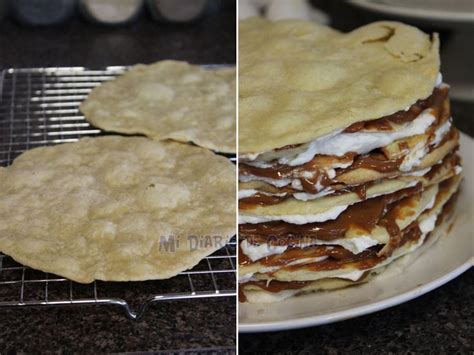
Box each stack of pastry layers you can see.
[238,19,463,303]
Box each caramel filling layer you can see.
[239,189,459,301]
[239,87,451,199]
[239,184,422,246]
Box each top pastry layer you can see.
[239,19,440,154]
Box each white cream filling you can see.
[291,179,303,190]
[294,235,380,255]
[329,161,353,170]
[238,188,336,202]
[400,118,453,172]
[238,256,328,282]
[239,110,436,185]
[238,189,287,199]
[239,273,258,283]
[403,167,431,177]
[432,119,452,146]
[419,213,437,234]
[425,193,437,211]
[239,174,292,187]
[239,204,349,225]
[333,269,366,281]
[293,188,335,201]
[455,165,463,175]
[399,141,428,172]
[240,239,288,261]
[300,171,314,179]
[280,109,436,165]
[242,160,276,169]
[240,167,337,191]
[240,234,380,262]
[238,189,260,199]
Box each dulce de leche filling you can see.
[239,181,371,210]
[239,271,372,302]
[240,177,459,278]
[238,222,421,303]
[239,184,422,246]
[240,149,460,211]
[238,181,437,298]
[239,190,459,301]
[343,86,449,132]
[239,87,450,200]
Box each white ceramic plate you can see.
[349,0,474,23]
[239,132,473,333]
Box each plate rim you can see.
[239,132,473,333]
[239,261,472,333]
[349,0,474,23]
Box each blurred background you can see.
[240,0,474,136]
[0,0,236,67]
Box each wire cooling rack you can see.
[0,67,236,320]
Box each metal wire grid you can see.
[0,67,236,320]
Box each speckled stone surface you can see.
[0,298,236,353]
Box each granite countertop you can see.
[0,298,235,353]
[0,8,236,354]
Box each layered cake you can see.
[238,18,463,303]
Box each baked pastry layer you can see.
[239,19,440,154]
